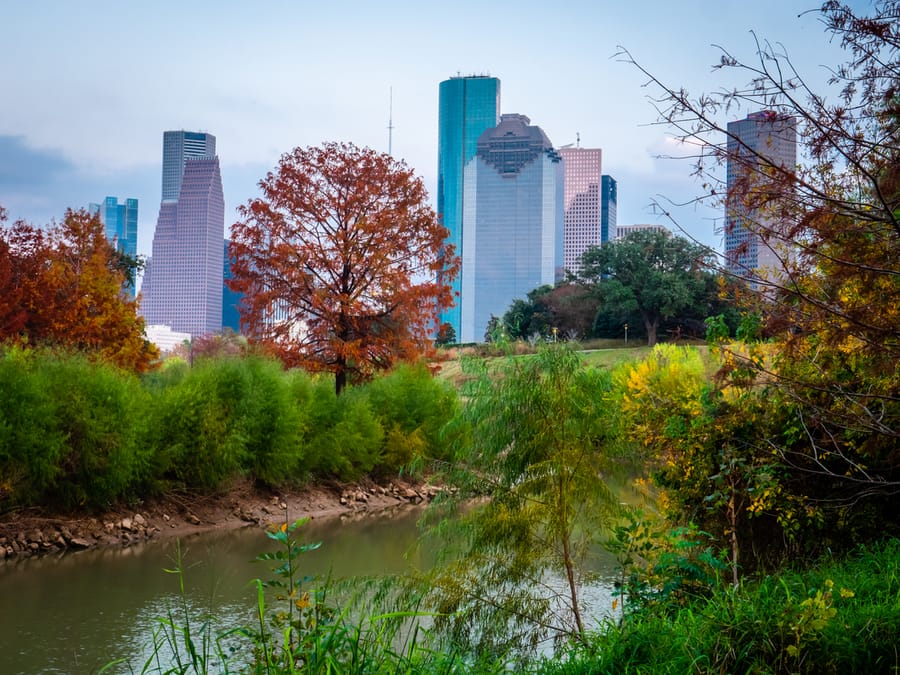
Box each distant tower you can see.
[222,239,243,333]
[601,175,617,246]
[559,146,602,275]
[459,113,564,343]
[437,75,501,339]
[89,196,138,295]
[725,111,797,282]
[141,131,224,337]
[161,130,217,202]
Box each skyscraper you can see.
[141,131,224,337]
[161,130,217,202]
[222,239,243,333]
[601,175,617,246]
[89,196,138,295]
[559,147,602,275]
[437,75,500,338]
[459,113,564,343]
[725,111,797,282]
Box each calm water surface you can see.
[0,505,617,674]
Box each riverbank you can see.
[0,477,442,560]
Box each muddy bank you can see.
[0,478,445,561]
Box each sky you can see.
[1,0,864,259]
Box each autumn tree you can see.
[0,207,157,372]
[229,143,457,394]
[579,229,716,346]
[617,0,900,551]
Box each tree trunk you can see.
[335,361,347,396]
[644,315,659,347]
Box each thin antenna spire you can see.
[387,86,395,155]
[576,132,581,148]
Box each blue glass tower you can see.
[437,75,500,339]
[600,175,617,245]
[222,239,243,333]
[89,196,139,296]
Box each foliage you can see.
[542,539,900,675]
[424,344,624,658]
[0,207,158,372]
[502,283,600,341]
[579,230,717,346]
[0,348,149,510]
[617,0,900,541]
[229,142,459,394]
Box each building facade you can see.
[616,223,670,239]
[559,147,602,275]
[89,196,138,294]
[601,175,617,246]
[725,111,797,281]
[222,239,242,333]
[141,132,224,337]
[459,114,564,343]
[437,75,500,339]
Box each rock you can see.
[162,514,170,522]
[56,536,67,548]
[60,527,73,542]
[279,502,287,510]
[339,497,348,505]
[0,547,5,560]
[403,488,418,500]
[187,514,201,525]
[104,522,115,533]
[121,518,133,532]
[133,513,146,527]
[29,542,39,551]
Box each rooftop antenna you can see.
[576,132,581,148]
[387,86,395,155]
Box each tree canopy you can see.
[228,142,458,394]
[579,230,716,346]
[0,207,157,372]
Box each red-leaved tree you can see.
[0,207,158,372]
[228,142,458,394]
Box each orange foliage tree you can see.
[0,207,158,372]
[228,142,459,394]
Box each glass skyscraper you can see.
[89,196,139,295]
[141,131,224,337]
[459,114,564,343]
[437,75,500,338]
[601,175,617,247]
[725,111,797,282]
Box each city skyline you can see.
[0,1,854,262]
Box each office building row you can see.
[437,75,617,343]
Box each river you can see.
[0,505,618,673]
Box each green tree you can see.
[502,283,599,341]
[425,344,622,656]
[579,230,715,346]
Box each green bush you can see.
[0,348,148,509]
[301,380,384,480]
[364,361,459,470]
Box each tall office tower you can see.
[459,113,564,343]
[437,75,500,338]
[559,147,602,275]
[725,111,797,282]
[89,196,138,295]
[601,175,617,245]
[161,130,217,202]
[141,132,224,337]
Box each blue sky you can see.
[1,1,860,256]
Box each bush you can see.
[0,348,148,509]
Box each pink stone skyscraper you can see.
[559,146,603,275]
